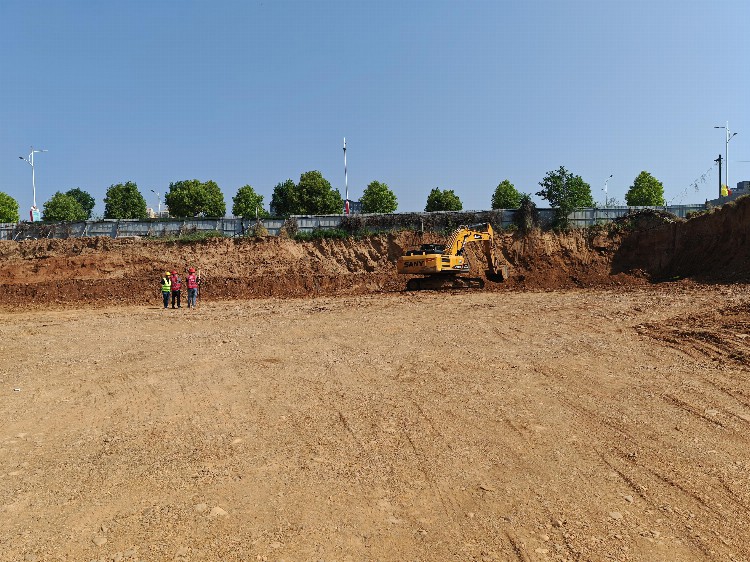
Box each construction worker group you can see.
[160,268,200,309]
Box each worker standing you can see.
[160,271,172,309]
[186,267,200,309]
[170,269,182,309]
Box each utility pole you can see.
[715,154,723,198]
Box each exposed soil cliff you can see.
[1,197,748,308]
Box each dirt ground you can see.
[2,200,750,561]
[3,286,750,562]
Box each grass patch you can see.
[294,228,352,241]
[155,230,226,242]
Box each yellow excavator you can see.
[396,223,509,290]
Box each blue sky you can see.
[1,0,748,216]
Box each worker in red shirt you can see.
[186,267,200,308]
[170,269,182,309]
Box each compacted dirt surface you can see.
[3,200,750,561]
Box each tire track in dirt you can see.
[661,394,727,428]
[595,447,719,559]
[529,352,748,560]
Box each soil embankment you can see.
[0,227,632,308]
[613,198,750,282]
[1,197,749,308]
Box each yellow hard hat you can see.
[165,271,171,276]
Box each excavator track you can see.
[406,276,485,291]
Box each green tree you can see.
[0,192,20,223]
[360,180,398,214]
[65,188,96,219]
[232,184,269,218]
[625,171,665,206]
[270,179,299,216]
[536,166,593,227]
[296,170,343,215]
[514,194,539,233]
[270,172,343,216]
[42,192,88,222]
[165,179,226,217]
[425,188,463,212]
[491,179,522,209]
[104,182,148,219]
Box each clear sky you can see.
[1,0,748,217]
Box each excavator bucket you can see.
[486,264,509,282]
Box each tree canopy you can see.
[104,182,148,219]
[42,192,88,222]
[0,192,20,223]
[491,179,522,209]
[232,184,269,218]
[360,180,398,214]
[425,188,462,212]
[514,194,539,233]
[165,179,226,218]
[625,171,665,206]
[536,166,593,227]
[270,179,298,216]
[65,188,96,219]
[296,171,343,215]
[270,171,342,216]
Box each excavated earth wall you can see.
[0,230,631,309]
[614,198,750,283]
[0,197,748,308]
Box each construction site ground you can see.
[3,200,750,561]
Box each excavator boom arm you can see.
[443,223,505,280]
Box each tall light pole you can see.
[150,189,161,216]
[715,122,738,194]
[343,138,349,215]
[19,146,48,219]
[603,174,613,207]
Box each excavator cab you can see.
[405,243,445,256]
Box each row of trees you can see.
[423,168,665,225]
[0,171,400,222]
[489,168,666,227]
[0,168,667,224]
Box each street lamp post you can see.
[343,138,349,215]
[603,174,613,207]
[715,122,738,195]
[150,189,161,216]
[18,146,48,221]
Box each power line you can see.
[668,162,718,205]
